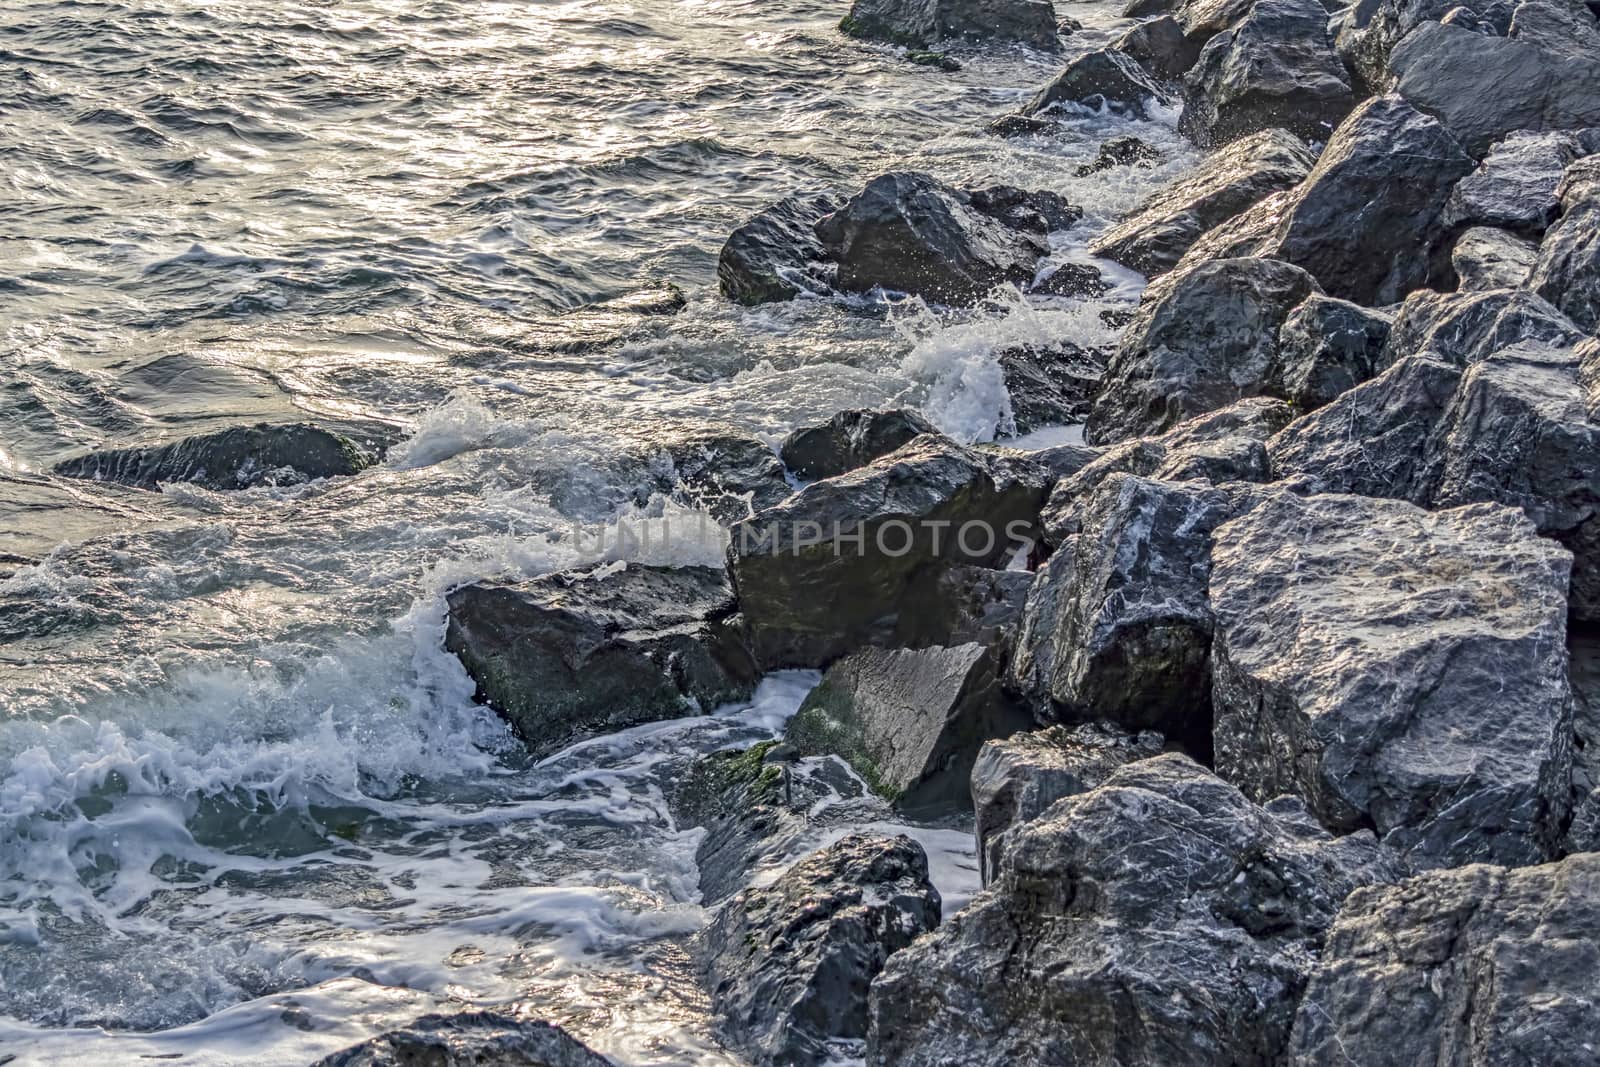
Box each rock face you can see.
[1452,226,1538,290]
[1269,294,1394,410]
[1023,48,1165,119]
[1266,95,1476,306]
[997,340,1105,432]
[54,422,377,490]
[1209,491,1573,868]
[779,408,938,482]
[718,193,840,306]
[1384,286,1583,368]
[1289,853,1600,1066]
[1111,16,1202,79]
[1531,160,1600,333]
[728,435,1044,668]
[868,754,1402,1067]
[842,0,1062,49]
[658,427,793,524]
[444,564,759,754]
[1567,627,1600,852]
[970,722,1163,883]
[785,643,1030,812]
[313,1012,613,1067]
[1442,130,1588,236]
[891,563,1034,652]
[1179,0,1355,148]
[1086,256,1321,443]
[1334,0,1461,94]
[700,833,941,1067]
[1089,127,1315,278]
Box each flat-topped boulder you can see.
[54,422,379,491]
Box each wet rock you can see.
[1565,626,1600,851]
[983,114,1055,137]
[785,643,1030,812]
[657,427,793,524]
[444,564,759,754]
[1452,226,1538,289]
[1442,130,1587,236]
[700,833,940,1067]
[1510,0,1600,60]
[815,173,1052,305]
[1085,256,1321,443]
[967,183,1083,234]
[1531,160,1600,333]
[892,563,1034,651]
[1027,261,1108,297]
[1385,286,1584,366]
[728,435,1045,668]
[1170,187,1292,272]
[869,753,1402,1067]
[1074,135,1163,177]
[1269,294,1394,410]
[313,1011,613,1067]
[1210,490,1574,868]
[54,422,378,491]
[997,340,1105,433]
[1023,48,1165,119]
[1334,0,1459,93]
[779,408,939,482]
[1179,0,1355,148]
[1265,95,1475,306]
[1171,0,1263,44]
[841,0,1062,49]
[970,722,1163,884]
[1090,127,1315,278]
[1289,853,1600,1066]
[1111,16,1203,79]
[718,193,840,306]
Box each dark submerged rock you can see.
[779,408,938,482]
[1023,48,1165,119]
[841,0,1062,49]
[1073,135,1162,176]
[997,340,1105,433]
[891,563,1034,652]
[54,422,378,491]
[312,1012,613,1067]
[717,193,840,306]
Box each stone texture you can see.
[1384,286,1584,368]
[1531,159,1600,333]
[313,1012,613,1067]
[997,340,1105,433]
[842,0,1062,49]
[718,193,840,306]
[1024,48,1166,119]
[1443,130,1587,236]
[1111,16,1203,79]
[1452,226,1538,290]
[779,408,938,482]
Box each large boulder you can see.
[997,340,1105,433]
[1265,95,1476,306]
[1451,226,1538,290]
[1334,0,1461,94]
[1442,129,1590,236]
[779,408,938,481]
[54,422,378,491]
[1111,16,1202,79]
[1209,491,1574,868]
[444,564,759,754]
[1384,285,1585,367]
[1179,0,1355,148]
[1089,128,1315,278]
[313,1012,612,1067]
[1169,187,1292,272]
[868,754,1402,1067]
[700,833,941,1067]
[1289,853,1600,1066]
[841,0,1062,49]
[655,426,793,524]
[728,435,1045,668]
[1268,294,1394,410]
[1085,256,1321,443]
[1531,157,1600,333]
[1023,48,1165,119]
[718,193,840,306]
[785,643,1030,812]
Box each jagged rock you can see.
[968,184,1084,234]
[868,754,1403,1067]
[815,173,1053,305]
[1210,490,1574,868]
[728,435,1044,668]
[1438,2,1513,31]
[444,564,759,754]
[779,408,939,481]
[1531,160,1600,333]
[1269,294,1394,410]
[1265,95,1475,305]
[1335,0,1460,93]
[1111,16,1203,79]
[1510,0,1600,60]
[1289,853,1600,1066]
[657,427,793,523]
[1172,0,1262,45]
[1385,286,1584,366]
[718,193,840,306]
[1076,136,1163,177]
[970,722,1163,883]
[1442,130,1587,236]
[313,1012,612,1067]
[892,564,1034,651]
[1170,187,1291,272]
[1086,257,1321,443]
[997,340,1104,432]
[1090,127,1314,278]
[785,643,1030,812]
[841,0,1062,49]
[54,422,378,491]
[1179,0,1355,147]
[1028,261,1108,297]
[1023,48,1165,119]
[984,114,1055,137]
[700,833,940,1067]
[1452,226,1538,289]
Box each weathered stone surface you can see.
[779,408,938,482]
[656,427,793,524]
[313,1012,612,1067]
[1452,226,1538,290]
[1086,256,1321,443]
[1173,0,1261,44]
[1443,130,1587,236]
[892,563,1034,652]
[1289,853,1600,1066]
[998,340,1105,432]
[1269,294,1394,410]
[1266,95,1476,306]
[1028,260,1108,297]
[1179,0,1355,148]
[1170,187,1291,273]
[54,422,377,491]
[970,722,1163,883]
[1076,135,1163,178]
[1335,0,1460,93]
[842,0,1062,49]
[869,753,1402,1067]
[1024,48,1165,119]
[728,435,1044,668]
[785,643,1030,812]
[700,833,940,1067]
[1531,161,1600,333]
[1210,491,1573,868]
[1090,127,1314,278]
[445,564,759,754]
[1112,16,1203,79]
[1566,627,1600,851]
[718,193,840,306]
[1385,286,1584,367]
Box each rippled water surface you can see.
[1,1,1190,1061]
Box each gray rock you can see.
[1170,187,1293,273]
[1090,127,1315,278]
[1210,490,1574,868]
[1265,95,1476,306]
[1173,0,1263,44]
[970,722,1163,884]
[997,340,1105,433]
[1086,256,1321,443]
[1023,48,1165,119]
[1179,0,1355,148]
[785,643,1030,812]
[869,753,1402,1067]
[1112,16,1203,79]
[1077,135,1163,175]
[701,833,940,1067]
[1334,0,1460,93]
[444,564,759,754]
[1004,542,1075,712]
[1452,226,1539,289]
[1289,852,1600,1066]
[718,193,840,306]
[892,564,1034,652]
[779,408,939,482]
[1566,627,1600,851]
[1442,130,1587,236]
[1385,286,1584,366]
[841,0,1062,49]
[1028,260,1108,297]
[1269,294,1395,410]
[658,427,793,524]
[1531,162,1600,333]
[54,422,378,491]
[1510,0,1600,60]
[313,1012,612,1067]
